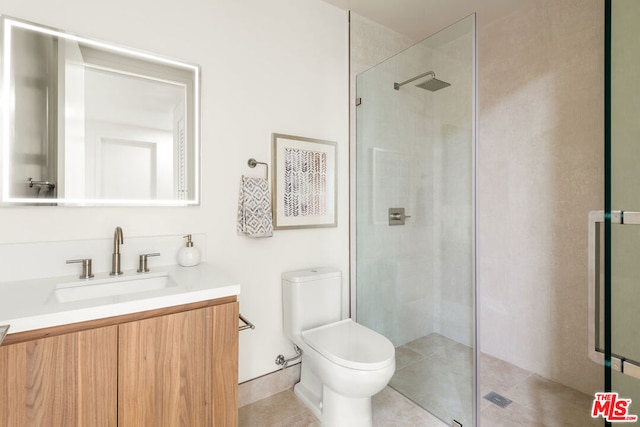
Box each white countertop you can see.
[0,262,240,335]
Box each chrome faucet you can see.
[110,226,124,275]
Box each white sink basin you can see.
[55,272,178,303]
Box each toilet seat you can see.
[301,319,394,371]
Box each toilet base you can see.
[293,357,323,419]
[293,381,322,420]
[321,385,372,427]
[294,382,374,427]
[293,371,375,427]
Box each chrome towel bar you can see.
[239,313,255,331]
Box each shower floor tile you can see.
[392,333,473,425]
[393,333,601,427]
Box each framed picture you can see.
[271,133,337,229]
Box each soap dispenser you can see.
[177,234,201,267]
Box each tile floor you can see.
[239,333,602,426]
[239,386,444,427]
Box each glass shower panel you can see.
[608,0,640,409]
[355,15,475,426]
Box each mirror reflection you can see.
[1,17,200,205]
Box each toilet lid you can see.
[301,319,395,371]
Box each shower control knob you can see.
[388,208,411,226]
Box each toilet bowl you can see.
[282,267,395,427]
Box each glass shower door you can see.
[605,0,640,417]
[355,15,476,426]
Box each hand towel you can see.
[237,176,274,238]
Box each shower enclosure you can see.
[354,15,476,426]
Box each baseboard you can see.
[238,363,301,408]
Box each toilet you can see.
[282,267,395,427]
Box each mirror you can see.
[1,17,200,205]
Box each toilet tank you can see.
[282,267,343,341]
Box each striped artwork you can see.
[283,148,327,217]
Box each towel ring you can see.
[247,158,269,180]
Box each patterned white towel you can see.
[237,176,273,238]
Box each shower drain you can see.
[483,391,513,408]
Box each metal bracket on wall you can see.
[239,313,255,332]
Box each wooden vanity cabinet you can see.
[0,298,239,427]
[118,301,239,426]
[0,325,118,427]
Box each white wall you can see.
[0,0,349,382]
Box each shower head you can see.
[415,77,451,92]
[393,71,451,92]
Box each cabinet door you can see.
[118,302,239,427]
[0,326,118,427]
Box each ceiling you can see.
[322,0,537,40]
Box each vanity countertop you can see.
[0,262,240,335]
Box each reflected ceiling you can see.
[322,0,537,40]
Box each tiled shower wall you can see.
[477,0,603,395]
[355,41,437,346]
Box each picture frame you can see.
[271,133,337,230]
